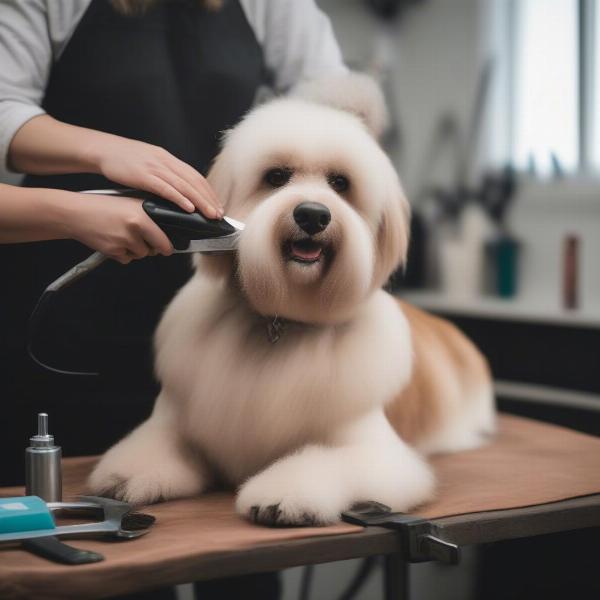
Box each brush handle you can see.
[23,536,104,564]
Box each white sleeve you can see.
[240,0,348,91]
[0,0,88,178]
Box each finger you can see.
[147,175,195,212]
[169,159,223,212]
[158,170,221,219]
[169,156,219,203]
[111,252,133,265]
[126,236,152,260]
[139,217,174,256]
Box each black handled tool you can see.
[142,195,239,250]
[27,189,244,376]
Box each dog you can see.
[89,74,495,526]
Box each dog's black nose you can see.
[293,202,331,235]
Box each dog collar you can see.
[266,315,288,343]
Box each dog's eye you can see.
[264,168,293,188]
[327,174,350,194]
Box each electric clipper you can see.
[28,188,244,376]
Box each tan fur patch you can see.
[385,301,492,446]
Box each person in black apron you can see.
[1,0,259,483]
[0,1,278,598]
[1,0,263,477]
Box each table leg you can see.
[384,553,409,600]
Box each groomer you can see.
[0,0,345,456]
[0,0,345,597]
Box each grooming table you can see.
[1,414,600,600]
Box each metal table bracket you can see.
[342,502,460,565]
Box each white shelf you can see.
[400,291,600,329]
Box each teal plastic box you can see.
[0,496,56,534]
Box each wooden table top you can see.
[1,414,599,600]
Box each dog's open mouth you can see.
[286,238,325,264]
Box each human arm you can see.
[9,115,223,217]
[0,1,222,218]
[0,183,173,264]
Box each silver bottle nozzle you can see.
[30,413,53,446]
[25,412,62,501]
[38,413,48,435]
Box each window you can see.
[513,0,578,174]
[500,0,599,176]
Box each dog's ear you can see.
[373,174,411,288]
[291,72,388,139]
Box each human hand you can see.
[67,194,174,264]
[9,116,223,218]
[93,137,223,218]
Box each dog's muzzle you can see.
[286,202,332,264]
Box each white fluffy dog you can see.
[89,74,495,526]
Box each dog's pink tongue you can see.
[291,242,322,260]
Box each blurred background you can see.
[319,0,600,433]
[274,1,600,599]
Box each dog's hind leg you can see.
[415,384,496,456]
[236,410,435,526]
[88,394,211,505]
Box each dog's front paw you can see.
[88,469,172,506]
[88,444,209,506]
[236,471,345,527]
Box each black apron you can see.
[0,0,263,485]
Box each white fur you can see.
[416,386,496,455]
[89,80,491,525]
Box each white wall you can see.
[319,0,484,198]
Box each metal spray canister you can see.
[25,413,62,501]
